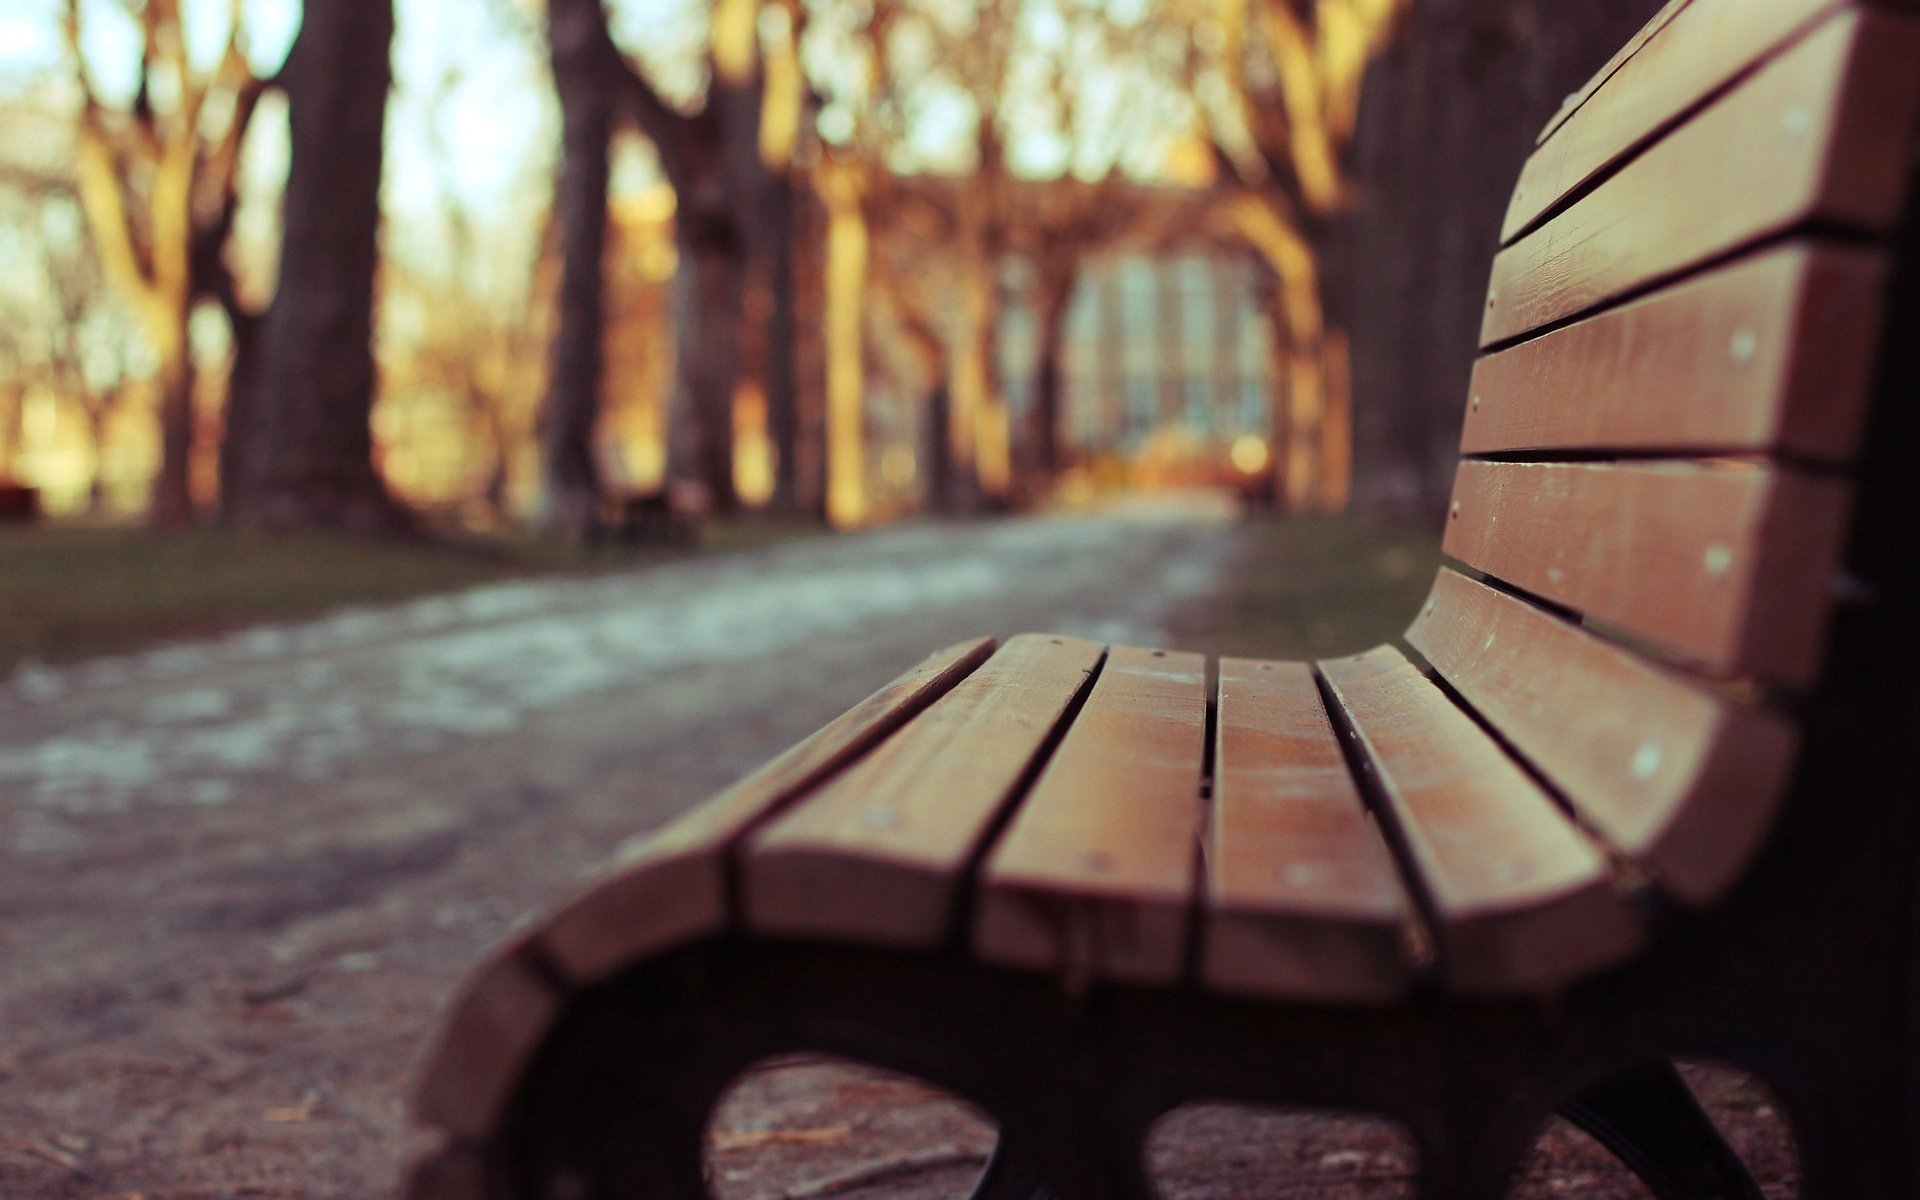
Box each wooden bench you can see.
[407,3,1920,1196]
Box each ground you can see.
[0,498,1793,1199]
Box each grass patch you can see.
[0,518,824,672]
[1169,512,1443,661]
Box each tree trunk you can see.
[790,186,829,517]
[759,175,805,516]
[671,220,743,514]
[217,307,264,519]
[1341,0,1667,516]
[538,0,617,541]
[820,173,868,528]
[1025,271,1075,487]
[0,382,24,483]
[233,0,405,533]
[954,257,1010,506]
[925,379,953,514]
[85,404,112,514]
[148,309,196,527]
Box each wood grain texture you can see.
[1484,10,1920,348]
[1201,658,1413,1004]
[535,637,997,982]
[1318,647,1641,995]
[1511,0,1850,240]
[1444,460,1852,687]
[1532,0,1696,149]
[744,634,1104,947]
[1463,244,1886,462]
[1407,569,1797,903]
[973,645,1208,985]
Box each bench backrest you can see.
[1405,0,1920,906]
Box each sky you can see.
[0,0,561,225]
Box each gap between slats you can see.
[943,646,1113,952]
[1508,0,1855,246]
[1309,666,1444,989]
[1483,223,1885,359]
[1395,640,1656,900]
[1182,675,1223,987]
[1485,7,1920,350]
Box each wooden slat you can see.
[1201,659,1413,1004]
[1318,647,1641,995]
[973,646,1208,985]
[1406,570,1797,903]
[1464,245,1885,462]
[1484,9,1920,348]
[535,636,997,983]
[1533,0,1695,148]
[744,634,1104,947]
[1444,460,1851,686]
[412,951,561,1140]
[1512,0,1850,240]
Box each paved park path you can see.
[0,498,1245,1200]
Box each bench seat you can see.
[412,609,1787,1145]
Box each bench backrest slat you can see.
[1463,245,1884,463]
[1406,570,1794,903]
[1417,0,1920,909]
[1513,0,1873,241]
[1443,460,1851,686]
[1485,9,1920,348]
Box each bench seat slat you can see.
[534,636,998,981]
[973,646,1208,985]
[1464,245,1884,462]
[1483,9,1920,348]
[1444,460,1850,687]
[1318,647,1642,995]
[414,636,996,1139]
[1202,659,1413,1004]
[743,634,1104,947]
[1511,0,1855,242]
[1407,570,1796,903]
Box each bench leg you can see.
[973,1139,1055,1200]
[1559,1062,1762,1200]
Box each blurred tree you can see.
[1339,0,1666,514]
[39,202,139,512]
[846,0,1227,509]
[59,0,271,525]
[1010,178,1137,488]
[1190,0,1408,512]
[541,0,621,538]
[371,67,559,523]
[539,0,809,533]
[227,0,409,532]
[1001,2,1156,490]
[0,184,142,509]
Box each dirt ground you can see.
[0,500,1796,1199]
[702,1058,1796,1200]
